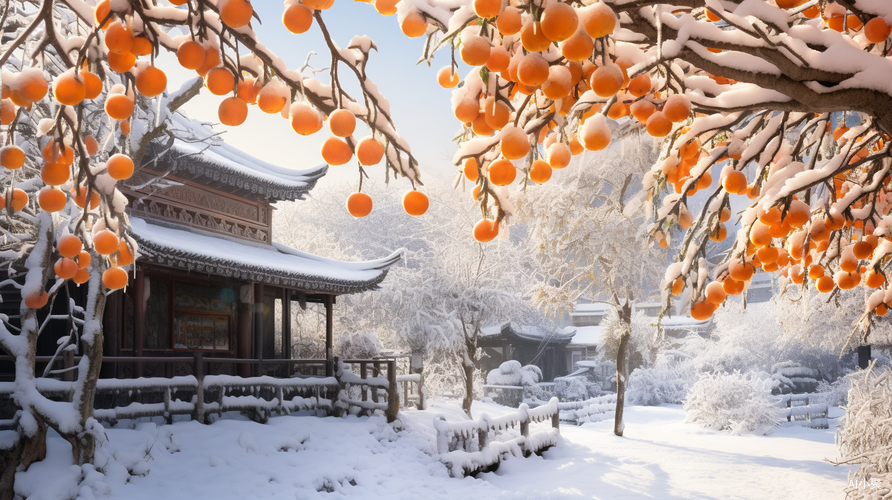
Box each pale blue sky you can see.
[164,2,464,191]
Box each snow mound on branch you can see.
[486,361,542,387]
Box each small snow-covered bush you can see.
[816,377,850,408]
[837,365,892,499]
[627,364,690,406]
[485,360,542,386]
[554,376,589,401]
[337,331,383,359]
[684,371,783,435]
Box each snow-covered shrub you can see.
[837,365,892,499]
[585,380,602,398]
[553,376,589,401]
[485,360,542,386]
[815,378,850,408]
[627,363,690,406]
[684,371,783,435]
[337,331,383,359]
[522,383,551,403]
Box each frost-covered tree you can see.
[276,181,537,415]
[0,70,201,497]
[518,141,664,436]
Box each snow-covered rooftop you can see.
[567,325,600,347]
[129,218,401,295]
[145,113,328,202]
[480,322,575,344]
[658,315,712,331]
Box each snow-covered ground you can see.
[17,400,852,500]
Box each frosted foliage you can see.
[816,378,851,408]
[274,181,537,398]
[626,296,854,407]
[776,286,892,352]
[837,365,892,500]
[520,141,665,313]
[684,371,783,436]
[627,364,691,406]
[336,331,383,359]
[711,298,848,378]
[599,309,659,368]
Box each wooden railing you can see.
[553,394,617,425]
[0,355,399,427]
[0,354,330,380]
[337,358,399,422]
[775,394,829,429]
[433,397,560,477]
[396,374,422,409]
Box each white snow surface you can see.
[15,399,852,499]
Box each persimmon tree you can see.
[0,0,427,494]
[394,0,892,344]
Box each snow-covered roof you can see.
[571,303,611,313]
[480,322,575,344]
[658,315,712,331]
[480,324,506,336]
[145,113,328,202]
[129,218,401,295]
[568,325,600,347]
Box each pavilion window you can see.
[172,282,236,352]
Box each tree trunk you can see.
[462,357,475,417]
[460,321,481,417]
[0,418,46,500]
[613,301,632,437]
[68,267,106,465]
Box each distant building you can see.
[478,322,575,381]
[564,301,711,370]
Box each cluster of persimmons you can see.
[393,0,892,320]
[1,0,433,308]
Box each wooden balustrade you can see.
[0,355,403,428]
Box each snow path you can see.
[16,401,852,499]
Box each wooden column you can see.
[325,294,334,377]
[254,283,264,377]
[282,288,291,361]
[133,268,146,378]
[237,284,252,377]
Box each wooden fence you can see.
[775,393,829,429]
[434,397,560,477]
[555,394,617,425]
[0,356,400,429]
[396,374,422,409]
